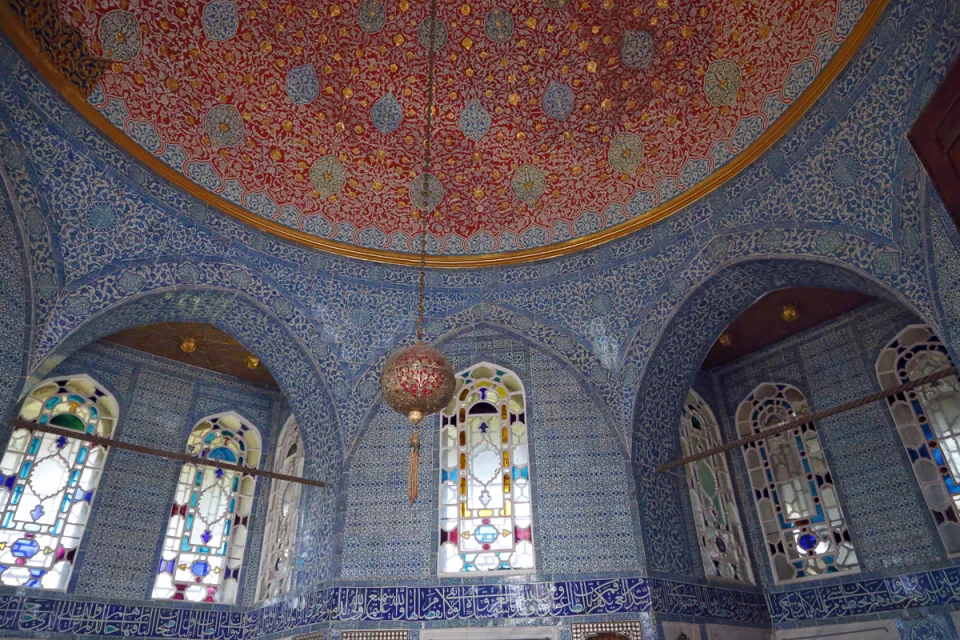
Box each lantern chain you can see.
[416,0,440,343]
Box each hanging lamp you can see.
[379,0,456,505]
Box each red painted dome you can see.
[62,0,866,259]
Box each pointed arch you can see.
[438,361,535,575]
[680,389,753,583]
[1,374,117,589]
[877,324,960,555]
[152,411,261,604]
[736,382,858,583]
[256,415,304,600]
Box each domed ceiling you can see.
[33,0,870,262]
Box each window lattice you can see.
[736,383,857,583]
[438,362,535,575]
[878,324,960,555]
[257,416,304,600]
[153,412,261,604]
[2,376,117,590]
[680,390,754,583]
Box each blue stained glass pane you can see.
[198,546,210,553]
[919,446,932,459]
[933,448,946,466]
[4,475,14,490]
[11,538,39,558]
[11,485,23,505]
[60,495,71,513]
[229,498,235,513]
[190,561,210,577]
[797,533,818,551]
[219,542,228,555]
[67,394,85,404]
[795,435,804,451]
[232,477,239,491]
[765,469,773,483]
[52,519,63,535]
[221,431,235,439]
[89,407,98,419]
[73,488,83,501]
[225,520,231,535]
[190,492,198,508]
[945,475,960,494]
[28,438,40,455]
[204,433,217,444]
[195,471,203,486]
[922,423,935,441]
[181,537,191,551]
[39,415,48,425]
[2,513,12,528]
[76,447,88,465]
[185,514,193,531]
[239,441,245,450]
[209,447,237,463]
[760,448,768,461]
[84,491,93,503]
[68,470,80,487]
[19,462,32,479]
[802,458,811,474]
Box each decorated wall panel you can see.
[341,327,640,581]
[712,302,943,591]
[23,340,285,605]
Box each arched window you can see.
[878,324,960,555]
[256,416,303,600]
[680,391,753,583]
[438,362,534,575]
[0,375,117,590]
[736,383,858,583]
[152,412,261,604]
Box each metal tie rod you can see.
[655,366,958,473]
[12,419,329,488]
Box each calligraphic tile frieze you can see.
[768,566,960,623]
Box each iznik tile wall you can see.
[2,340,287,606]
[708,301,959,630]
[340,327,641,581]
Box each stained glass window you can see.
[152,412,261,604]
[256,416,303,600]
[736,383,858,583]
[1,376,117,590]
[438,363,535,575]
[680,391,754,583]
[878,324,960,555]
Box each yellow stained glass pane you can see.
[502,451,509,467]
[460,477,467,495]
[504,473,511,492]
[504,500,512,516]
[478,509,493,517]
[459,453,466,470]
[501,427,508,444]
[459,431,466,447]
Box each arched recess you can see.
[630,257,935,579]
[0,154,34,428]
[337,321,642,581]
[25,286,342,588]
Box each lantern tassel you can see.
[408,429,421,505]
